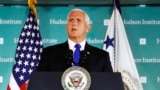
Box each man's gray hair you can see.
[67,8,91,24]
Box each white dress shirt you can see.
[68,39,86,52]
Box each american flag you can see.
[7,9,43,90]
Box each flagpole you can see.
[112,0,117,72]
[28,0,38,18]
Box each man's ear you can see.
[86,24,91,33]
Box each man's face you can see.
[67,11,90,41]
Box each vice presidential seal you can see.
[61,66,91,90]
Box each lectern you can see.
[27,72,124,90]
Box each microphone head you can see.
[80,50,88,60]
[79,50,88,67]
[66,50,73,66]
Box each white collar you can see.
[68,39,86,51]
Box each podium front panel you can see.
[28,72,124,90]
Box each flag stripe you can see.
[8,74,20,90]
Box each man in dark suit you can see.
[37,8,113,72]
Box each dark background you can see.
[0,0,160,5]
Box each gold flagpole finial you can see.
[28,0,38,18]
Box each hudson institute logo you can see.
[61,66,91,90]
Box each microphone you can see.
[79,50,89,67]
[66,50,90,68]
[66,50,73,67]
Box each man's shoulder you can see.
[44,42,67,50]
[87,44,109,55]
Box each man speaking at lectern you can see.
[37,8,113,72]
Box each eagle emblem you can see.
[69,73,83,88]
[61,66,91,90]
[68,73,83,89]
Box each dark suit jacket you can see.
[37,41,113,72]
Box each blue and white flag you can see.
[103,7,143,90]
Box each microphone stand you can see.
[79,50,88,68]
[66,50,73,67]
